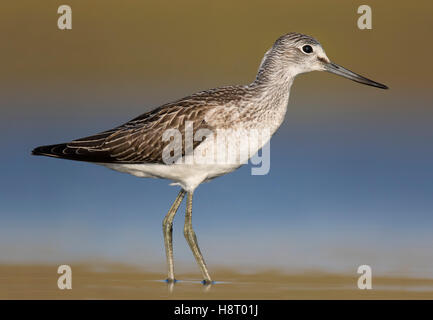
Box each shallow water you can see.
[1,264,433,299]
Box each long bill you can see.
[325,62,388,89]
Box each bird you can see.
[32,32,388,285]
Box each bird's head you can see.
[257,32,388,89]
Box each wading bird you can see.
[32,33,387,285]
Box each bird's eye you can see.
[302,45,313,54]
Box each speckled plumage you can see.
[32,33,320,167]
[32,82,285,165]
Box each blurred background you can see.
[0,0,432,288]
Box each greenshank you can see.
[32,32,387,285]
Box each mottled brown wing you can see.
[32,85,250,163]
[33,102,216,164]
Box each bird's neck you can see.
[241,51,299,133]
[250,50,299,111]
[252,48,298,90]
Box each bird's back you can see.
[32,85,252,164]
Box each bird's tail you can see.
[31,143,69,159]
[32,142,115,163]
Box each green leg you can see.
[162,189,186,282]
[183,191,212,284]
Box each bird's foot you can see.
[165,278,178,284]
[201,279,214,286]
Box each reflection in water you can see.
[167,280,175,294]
[203,283,212,293]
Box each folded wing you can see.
[32,101,216,164]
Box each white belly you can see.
[102,162,241,192]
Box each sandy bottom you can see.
[1,264,433,299]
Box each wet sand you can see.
[1,264,433,299]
